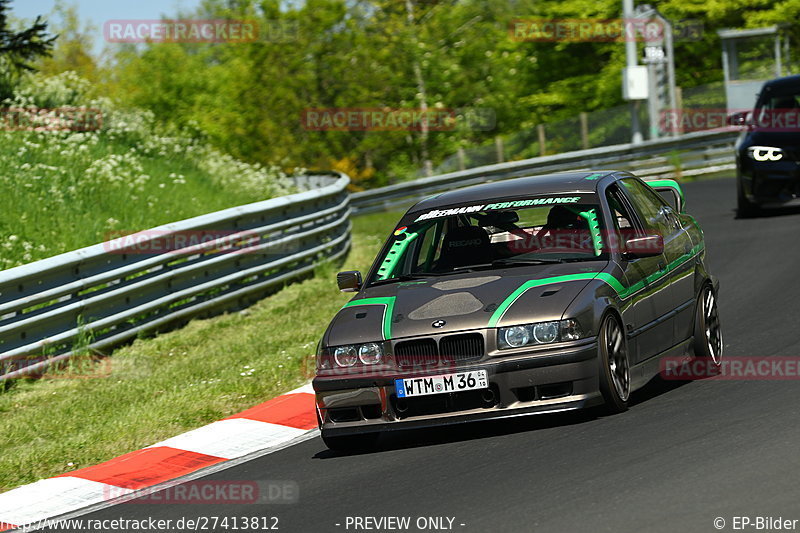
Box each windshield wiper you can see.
[443,259,563,273]
[437,258,567,274]
[492,258,565,266]
[369,272,446,286]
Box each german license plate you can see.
[395,370,488,398]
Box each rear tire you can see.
[693,285,723,366]
[597,314,630,414]
[321,432,379,452]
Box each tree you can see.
[105,0,800,186]
[0,0,57,100]
[38,1,98,83]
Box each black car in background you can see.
[733,75,800,216]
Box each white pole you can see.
[624,0,643,144]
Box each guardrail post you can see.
[537,124,546,156]
[457,147,466,171]
[580,112,589,150]
[495,137,505,163]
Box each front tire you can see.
[598,314,630,413]
[693,285,723,366]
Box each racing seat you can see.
[531,206,591,254]
[535,206,587,236]
[436,225,492,271]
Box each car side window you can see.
[412,221,444,272]
[619,178,671,236]
[605,186,635,231]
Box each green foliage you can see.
[37,1,99,83]
[99,0,797,186]
[0,0,57,99]
[0,71,294,270]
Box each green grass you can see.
[0,127,293,270]
[0,210,402,492]
[0,71,293,270]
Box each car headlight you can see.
[358,343,383,365]
[316,340,331,370]
[532,322,559,343]
[747,146,783,162]
[323,342,385,368]
[333,346,358,367]
[497,319,585,350]
[560,319,583,341]
[501,326,530,348]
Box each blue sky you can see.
[12,0,204,23]
[12,0,205,53]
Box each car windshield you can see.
[755,87,800,130]
[759,88,800,111]
[369,201,608,284]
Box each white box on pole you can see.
[623,66,649,100]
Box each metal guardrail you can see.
[0,172,351,380]
[351,129,739,214]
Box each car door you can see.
[619,178,696,348]
[609,181,674,363]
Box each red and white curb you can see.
[0,384,317,531]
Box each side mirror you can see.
[728,111,748,127]
[623,235,664,259]
[337,270,362,292]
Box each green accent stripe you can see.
[488,243,704,328]
[646,179,685,206]
[610,242,703,299]
[342,297,396,340]
[488,273,600,328]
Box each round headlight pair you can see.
[499,320,565,349]
[333,343,382,367]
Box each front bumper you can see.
[313,338,601,436]
[739,158,800,207]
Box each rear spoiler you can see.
[644,178,685,213]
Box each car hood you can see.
[326,262,607,345]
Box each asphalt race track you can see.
[57,176,800,533]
